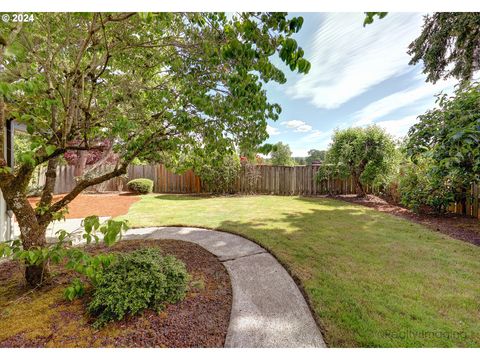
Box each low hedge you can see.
[127,178,154,194]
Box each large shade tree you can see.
[365,12,480,83]
[408,13,480,84]
[0,12,310,286]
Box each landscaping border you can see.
[122,226,326,348]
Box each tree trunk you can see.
[354,176,366,197]
[74,150,88,177]
[21,221,49,287]
[3,189,50,287]
[460,187,468,216]
[25,264,46,286]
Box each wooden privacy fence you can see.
[447,183,480,219]
[33,164,362,196]
[32,164,202,195]
[128,165,201,193]
[235,165,372,195]
[32,164,480,218]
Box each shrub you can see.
[127,178,154,194]
[195,153,240,194]
[398,159,454,214]
[87,248,189,328]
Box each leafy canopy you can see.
[408,13,480,84]
[269,141,294,166]
[306,149,326,164]
[0,12,310,225]
[0,12,310,176]
[324,126,397,190]
[406,82,480,192]
[364,12,480,84]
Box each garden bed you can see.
[0,239,232,348]
[335,194,480,246]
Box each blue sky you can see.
[264,13,457,156]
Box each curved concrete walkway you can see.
[123,226,325,348]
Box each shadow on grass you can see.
[153,194,212,201]
[206,198,477,347]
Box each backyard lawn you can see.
[118,194,480,347]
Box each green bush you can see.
[87,248,189,328]
[195,153,240,194]
[398,159,454,214]
[127,178,154,194]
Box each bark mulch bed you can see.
[0,239,232,347]
[27,192,140,219]
[334,194,480,246]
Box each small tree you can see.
[64,139,117,177]
[324,126,397,197]
[270,141,294,166]
[406,82,480,215]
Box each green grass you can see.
[118,194,480,347]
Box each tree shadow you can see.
[153,194,212,201]
[211,197,477,347]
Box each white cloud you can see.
[287,13,424,109]
[376,115,419,139]
[282,120,313,132]
[290,148,310,157]
[266,124,281,136]
[352,77,456,126]
[300,129,328,142]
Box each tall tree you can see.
[364,12,480,83]
[306,149,326,165]
[408,13,480,84]
[270,141,294,166]
[324,126,396,197]
[406,82,480,215]
[0,12,310,286]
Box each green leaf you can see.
[45,145,56,156]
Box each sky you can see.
[264,13,457,157]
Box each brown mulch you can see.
[27,192,140,219]
[0,239,232,348]
[334,194,480,246]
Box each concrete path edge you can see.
[123,226,326,348]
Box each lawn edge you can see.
[121,223,331,347]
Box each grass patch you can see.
[119,194,480,347]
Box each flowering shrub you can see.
[63,139,118,166]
